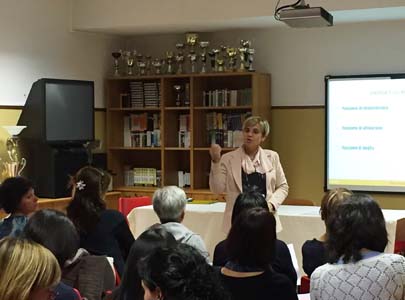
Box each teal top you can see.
[0,215,28,239]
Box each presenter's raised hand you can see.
[209,144,222,163]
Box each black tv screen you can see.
[326,73,405,193]
[45,80,94,143]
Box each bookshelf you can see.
[106,72,271,200]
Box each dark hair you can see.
[138,243,229,300]
[112,225,177,300]
[23,209,79,267]
[231,191,269,224]
[67,166,107,233]
[326,194,388,263]
[0,176,33,214]
[226,207,276,268]
[320,188,352,222]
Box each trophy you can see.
[238,40,252,71]
[145,55,152,75]
[208,49,220,72]
[2,126,27,178]
[226,47,238,72]
[188,51,198,73]
[199,41,210,73]
[166,51,175,74]
[175,43,185,74]
[136,54,144,76]
[216,58,225,72]
[185,32,199,53]
[111,51,121,76]
[247,48,255,72]
[152,58,164,75]
[220,45,228,72]
[173,85,183,106]
[123,50,135,76]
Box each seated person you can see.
[23,209,115,300]
[138,243,229,300]
[107,225,177,300]
[219,207,298,300]
[311,194,405,300]
[67,166,134,276]
[0,176,38,239]
[152,186,209,259]
[0,237,61,300]
[213,191,297,286]
[301,188,352,277]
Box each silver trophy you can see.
[152,58,164,75]
[111,51,121,76]
[136,54,144,76]
[238,40,252,71]
[188,51,198,73]
[209,49,220,72]
[247,48,255,72]
[175,43,185,74]
[173,85,183,106]
[123,50,135,76]
[145,55,152,75]
[166,51,175,74]
[220,45,228,72]
[199,41,210,73]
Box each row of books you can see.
[207,130,244,148]
[179,114,190,132]
[124,130,161,147]
[203,88,252,107]
[124,168,162,187]
[126,113,160,132]
[178,131,191,148]
[124,81,161,108]
[178,171,191,188]
[206,112,251,131]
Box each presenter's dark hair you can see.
[67,166,107,233]
[0,176,33,214]
[226,207,276,268]
[231,191,269,224]
[326,194,388,263]
[23,209,79,267]
[138,243,229,300]
[112,225,177,300]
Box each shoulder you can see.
[302,239,325,252]
[101,209,126,220]
[262,148,280,160]
[374,253,405,272]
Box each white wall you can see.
[0,0,124,108]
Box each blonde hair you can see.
[0,237,61,300]
[320,188,353,222]
[242,116,270,138]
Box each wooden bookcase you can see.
[106,72,271,200]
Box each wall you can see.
[0,0,124,108]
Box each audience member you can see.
[220,207,297,300]
[301,188,352,276]
[67,166,134,276]
[23,209,115,300]
[0,176,38,239]
[213,191,297,286]
[152,186,209,259]
[311,194,405,300]
[108,225,177,300]
[0,237,60,300]
[138,243,229,300]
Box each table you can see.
[127,203,404,276]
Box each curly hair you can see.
[326,194,388,263]
[66,166,107,233]
[138,243,229,300]
[0,176,33,214]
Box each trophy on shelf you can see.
[226,47,238,72]
[188,51,198,73]
[185,32,199,53]
[1,126,27,179]
[136,54,144,76]
[199,41,210,73]
[152,58,164,75]
[145,55,153,75]
[175,43,185,74]
[123,50,136,76]
[166,51,175,74]
[247,48,255,72]
[111,51,121,76]
[238,40,252,71]
[173,85,183,106]
[220,45,228,72]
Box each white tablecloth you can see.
[127,203,404,276]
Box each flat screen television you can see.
[18,78,95,145]
[325,73,405,193]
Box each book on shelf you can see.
[178,131,190,148]
[129,80,161,108]
[203,88,252,107]
[178,170,190,188]
[124,113,161,147]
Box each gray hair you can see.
[153,186,187,222]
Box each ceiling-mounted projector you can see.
[275,0,333,28]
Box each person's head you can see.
[242,116,270,150]
[0,176,37,215]
[320,188,352,223]
[226,207,276,269]
[231,191,269,224]
[326,194,388,264]
[67,166,107,233]
[23,209,79,267]
[0,237,61,300]
[152,186,187,223]
[116,225,177,300]
[139,243,229,300]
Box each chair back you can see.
[284,198,315,206]
[300,275,310,293]
[118,196,152,216]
